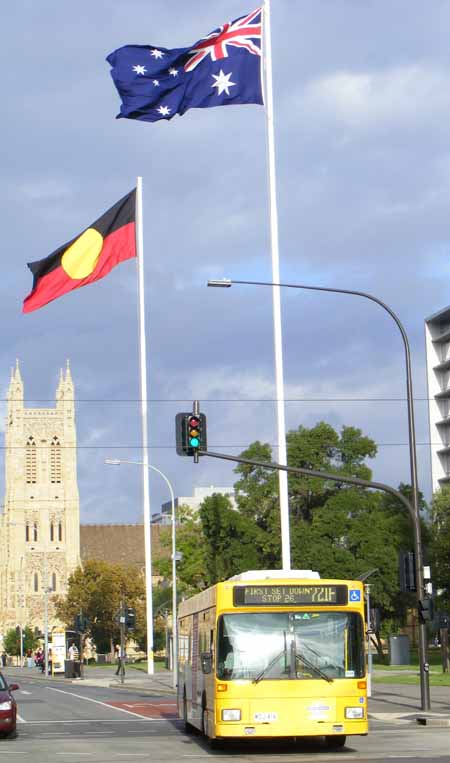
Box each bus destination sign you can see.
[233,584,349,607]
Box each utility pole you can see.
[119,600,126,685]
[365,584,373,697]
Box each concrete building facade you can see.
[0,362,80,637]
[425,305,450,492]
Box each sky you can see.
[2,0,450,527]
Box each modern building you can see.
[152,485,237,525]
[0,362,80,636]
[425,305,450,492]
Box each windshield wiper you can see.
[300,641,342,676]
[252,648,286,684]
[295,650,334,683]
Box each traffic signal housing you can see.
[399,551,416,593]
[418,598,434,624]
[176,412,207,456]
[125,607,136,631]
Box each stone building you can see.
[80,523,167,577]
[0,362,80,636]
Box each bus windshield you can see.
[217,611,364,681]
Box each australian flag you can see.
[107,8,263,123]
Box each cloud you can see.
[301,65,450,131]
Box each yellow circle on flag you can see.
[61,228,103,279]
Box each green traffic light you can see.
[190,437,200,447]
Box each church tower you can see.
[0,362,80,636]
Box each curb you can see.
[416,716,450,727]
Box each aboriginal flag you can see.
[23,189,136,313]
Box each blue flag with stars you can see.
[106,8,263,123]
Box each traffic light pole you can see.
[120,601,125,685]
[199,448,431,712]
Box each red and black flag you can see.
[23,189,136,313]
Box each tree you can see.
[232,423,379,566]
[55,560,145,653]
[155,504,209,596]
[430,485,450,611]
[199,494,261,585]
[3,626,37,657]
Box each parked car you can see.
[0,672,19,738]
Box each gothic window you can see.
[50,522,54,542]
[26,437,37,484]
[51,573,57,591]
[50,437,62,484]
[33,573,39,593]
[58,522,63,542]
[25,524,30,542]
[33,522,38,542]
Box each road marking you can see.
[13,718,170,724]
[47,687,150,719]
[20,691,32,695]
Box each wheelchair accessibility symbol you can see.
[349,590,361,602]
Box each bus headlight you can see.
[221,709,241,721]
[345,707,364,719]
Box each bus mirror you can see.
[201,652,212,674]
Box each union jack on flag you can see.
[107,8,264,123]
[184,8,262,72]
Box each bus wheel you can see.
[325,735,346,749]
[201,706,208,738]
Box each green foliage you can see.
[3,626,37,656]
[199,494,261,584]
[430,485,450,611]
[55,560,146,653]
[155,504,209,595]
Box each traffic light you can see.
[176,411,207,456]
[125,607,136,631]
[399,551,416,593]
[75,614,90,632]
[418,598,434,624]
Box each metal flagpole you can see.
[263,0,291,570]
[136,176,154,675]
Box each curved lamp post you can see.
[105,458,178,688]
[208,276,430,712]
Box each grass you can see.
[84,657,167,672]
[374,672,450,686]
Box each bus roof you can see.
[227,569,320,581]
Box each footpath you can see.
[4,665,450,726]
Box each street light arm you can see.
[198,449,416,522]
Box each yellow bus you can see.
[177,570,367,748]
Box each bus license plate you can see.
[254,712,278,723]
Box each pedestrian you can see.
[1,652,6,667]
[115,644,125,677]
[68,642,79,661]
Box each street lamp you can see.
[105,458,178,688]
[208,276,430,712]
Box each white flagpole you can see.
[136,176,154,674]
[263,0,291,570]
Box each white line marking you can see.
[16,713,27,723]
[14,718,172,725]
[47,687,150,720]
[20,690,32,695]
